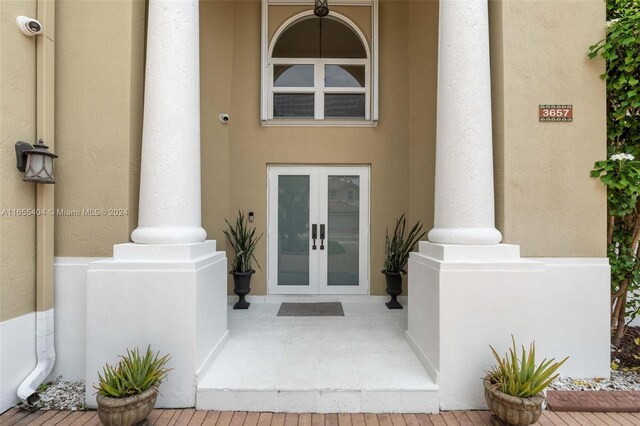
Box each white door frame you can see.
[267,165,370,295]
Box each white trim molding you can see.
[227,295,408,304]
[266,166,370,296]
[261,0,379,125]
[261,119,378,127]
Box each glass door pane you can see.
[269,166,367,295]
[327,175,360,286]
[277,175,310,286]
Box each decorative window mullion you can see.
[315,62,324,120]
[365,62,370,120]
[267,63,273,120]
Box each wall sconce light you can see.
[314,0,329,17]
[15,140,58,184]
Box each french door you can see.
[267,166,370,295]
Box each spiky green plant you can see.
[487,337,568,398]
[95,346,171,398]
[224,211,263,273]
[383,214,426,273]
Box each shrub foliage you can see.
[383,214,426,274]
[487,337,568,399]
[589,0,640,346]
[224,210,263,273]
[96,346,171,398]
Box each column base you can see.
[85,241,228,408]
[427,227,502,245]
[131,226,207,244]
[407,242,610,411]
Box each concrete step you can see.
[196,368,439,413]
[197,302,439,413]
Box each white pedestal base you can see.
[85,241,228,408]
[407,242,610,411]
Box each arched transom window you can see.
[268,14,370,121]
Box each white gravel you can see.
[550,370,640,391]
[11,371,639,410]
[17,377,87,411]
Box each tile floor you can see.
[197,301,438,412]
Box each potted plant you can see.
[224,210,263,309]
[382,214,426,309]
[484,337,568,426]
[95,346,171,426]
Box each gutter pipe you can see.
[17,0,57,406]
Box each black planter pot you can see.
[231,270,255,309]
[382,270,403,309]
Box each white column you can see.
[427,0,502,245]
[131,0,207,244]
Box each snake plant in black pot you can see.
[382,214,426,309]
[224,211,263,309]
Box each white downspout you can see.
[17,312,56,405]
[17,0,56,406]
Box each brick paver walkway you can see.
[3,409,640,426]
[547,390,640,412]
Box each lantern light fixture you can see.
[314,0,329,17]
[15,139,58,184]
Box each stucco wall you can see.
[0,0,38,322]
[408,0,438,261]
[489,0,607,257]
[54,0,145,257]
[8,0,605,304]
[200,0,233,292]
[203,0,417,296]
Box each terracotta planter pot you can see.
[96,386,158,426]
[483,377,544,426]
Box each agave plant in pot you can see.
[382,214,426,309]
[484,337,568,426]
[224,210,263,309]
[95,346,171,426]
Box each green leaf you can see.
[95,346,172,398]
[383,214,426,273]
[224,211,263,272]
[487,336,568,398]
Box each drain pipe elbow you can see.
[17,310,56,406]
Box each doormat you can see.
[277,302,344,317]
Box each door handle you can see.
[320,224,325,250]
[312,224,317,250]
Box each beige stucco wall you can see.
[489,0,607,257]
[54,0,145,257]
[1,0,607,316]
[408,0,438,257]
[0,0,38,322]
[200,0,233,282]
[202,0,419,296]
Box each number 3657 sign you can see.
[539,104,573,122]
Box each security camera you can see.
[16,16,43,36]
[219,113,230,124]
